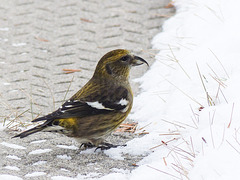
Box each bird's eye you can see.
[121,55,130,62]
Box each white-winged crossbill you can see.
[13,49,148,150]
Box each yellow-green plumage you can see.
[13,49,148,149]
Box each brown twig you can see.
[63,69,81,74]
[150,138,179,150]
[115,122,138,133]
[227,103,235,128]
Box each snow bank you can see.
[127,0,240,179]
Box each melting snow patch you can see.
[53,173,101,180]
[12,42,27,47]
[0,142,26,149]
[80,148,95,154]
[0,27,9,31]
[95,173,127,179]
[104,147,124,160]
[29,149,52,155]
[6,155,21,160]
[30,140,47,144]
[0,123,5,131]
[4,166,20,171]
[33,161,47,166]
[56,144,78,150]
[60,168,70,172]
[111,168,129,173]
[85,172,101,178]
[57,154,72,160]
[0,175,22,180]
[25,172,46,177]
[51,176,75,180]
[3,82,11,86]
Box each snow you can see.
[25,172,46,177]
[29,148,52,155]
[30,140,47,144]
[60,168,70,172]
[98,173,128,180]
[0,175,22,180]
[0,123,5,131]
[6,155,21,160]
[33,161,47,166]
[0,27,9,31]
[57,154,72,160]
[51,173,102,180]
[51,176,76,180]
[3,82,11,86]
[3,166,20,171]
[0,142,26,150]
[103,0,240,179]
[56,144,79,150]
[12,42,27,47]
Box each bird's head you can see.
[93,49,149,81]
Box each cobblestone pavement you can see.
[0,0,174,179]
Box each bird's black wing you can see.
[32,86,130,122]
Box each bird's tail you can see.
[12,125,46,138]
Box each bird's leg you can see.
[94,142,126,151]
[80,142,95,149]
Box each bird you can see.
[13,49,148,150]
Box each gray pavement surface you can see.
[0,0,175,179]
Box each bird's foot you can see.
[95,142,126,151]
[80,142,95,149]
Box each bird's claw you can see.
[94,142,126,151]
[80,142,95,149]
